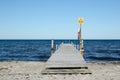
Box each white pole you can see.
[51,39,54,49]
[51,39,54,55]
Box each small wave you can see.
[32,55,50,58]
[87,56,120,61]
[96,49,120,53]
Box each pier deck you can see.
[42,43,91,74]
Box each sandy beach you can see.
[0,61,119,80]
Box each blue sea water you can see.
[0,40,120,62]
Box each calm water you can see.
[0,40,120,62]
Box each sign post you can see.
[78,17,84,56]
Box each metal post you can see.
[56,45,58,50]
[80,39,84,56]
[51,39,54,55]
[79,24,81,51]
[79,24,84,56]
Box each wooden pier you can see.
[42,43,91,74]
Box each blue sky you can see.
[0,0,120,39]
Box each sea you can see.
[0,40,120,62]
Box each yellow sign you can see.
[78,17,84,24]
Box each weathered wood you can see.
[42,43,91,74]
[42,69,91,74]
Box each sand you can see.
[0,61,120,80]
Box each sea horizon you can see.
[0,39,120,40]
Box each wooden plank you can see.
[42,69,91,74]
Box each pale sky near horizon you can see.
[0,0,120,39]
